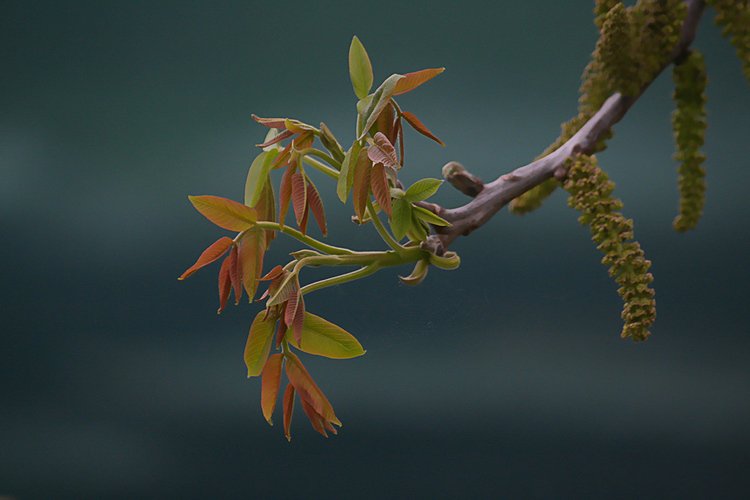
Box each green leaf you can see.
[244,311,276,377]
[358,74,405,140]
[349,36,373,99]
[336,141,362,203]
[393,68,444,95]
[412,205,451,226]
[404,178,443,202]
[286,313,366,359]
[245,150,280,208]
[189,195,257,231]
[390,198,412,240]
[399,258,429,286]
[240,227,266,300]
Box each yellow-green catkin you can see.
[630,0,688,85]
[707,0,750,85]
[672,50,708,232]
[598,3,641,96]
[595,0,621,29]
[563,155,655,342]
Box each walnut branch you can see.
[422,0,706,255]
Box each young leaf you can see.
[282,383,295,441]
[245,150,280,208]
[260,265,284,282]
[284,351,340,426]
[390,198,412,240]
[412,205,451,226]
[393,68,445,95]
[252,115,287,129]
[267,271,296,307]
[370,162,392,219]
[319,122,345,163]
[229,244,243,304]
[261,353,284,425]
[240,228,266,300]
[368,132,399,169]
[375,102,395,143]
[408,209,428,242]
[179,236,234,280]
[271,142,293,170]
[291,172,308,229]
[292,293,305,347]
[305,180,327,236]
[275,316,288,349]
[399,258,430,286]
[358,74,405,140]
[189,195,257,232]
[217,255,232,313]
[292,131,315,152]
[254,173,276,248]
[256,129,294,148]
[404,178,443,202]
[337,141,362,203]
[286,313,366,359]
[285,286,300,328]
[244,311,276,377]
[352,150,373,223]
[285,119,318,135]
[349,36,373,99]
[278,162,296,229]
[301,398,331,437]
[401,111,446,146]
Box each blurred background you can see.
[2,1,749,498]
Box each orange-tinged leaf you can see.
[284,351,340,426]
[306,180,327,236]
[256,129,294,148]
[252,115,287,129]
[393,68,444,95]
[189,195,257,232]
[240,228,265,300]
[260,265,284,281]
[292,131,315,152]
[298,203,310,236]
[368,132,399,169]
[276,316,288,349]
[283,382,295,441]
[292,293,305,347]
[261,353,283,425]
[285,286,299,328]
[301,398,328,437]
[352,151,372,223]
[375,102,395,142]
[358,74,404,140]
[179,236,234,280]
[402,111,445,146]
[229,244,243,305]
[286,312,366,359]
[217,255,232,314]
[271,142,293,170]
[254,173,276,248]
[397,116,405,165]
[370,162,392,219]
[291,172,307,228]
[244,311,276,377]
[278,162,295,229]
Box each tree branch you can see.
[425,0,706,252]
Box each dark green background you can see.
[2,1,749,498]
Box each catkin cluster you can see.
[707,0,750,85]
[672,49,708,231]
[563,155,656,342]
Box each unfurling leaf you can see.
[291,172,308,230]
[301,398,336,437]
[278,162,296,229]
[408,210,428,242]
[370,162,392,219]
[285,285,300,328]
[292,292,305,347]
[217,255,232,313]
[352,149,373,223]
[412,205,451,226]
[256,129,294,148]
[245,311,276,377]
[401,111,446,146]
[358,74,405,140]
[260,265,284,282]
[286,313,366,359]
[240,228,265,300]
[337,141,362,203]
[399,258,430,286]
[349,36,374,99]
[285,119,318,135]
[283,383,295,441]
[319,123,346,163]
[267,270,296,307]
[229,244,243,304]
[368,132,400,169]
[252,115,287,129]
[179,236,234,280]
[275,317,288,349]
[390,198,412,240]
[284,351,341,426]
[393,68,444,95]
[306,180,327,236]
[404,178,443,202]
[189,195,257,231]
[291,131,315,152]
[245,150,280,208]
[261,353,283,425]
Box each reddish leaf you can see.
[398,117,405,165]
[276,315,288,349]
[401,111,445,146]
[256,129,294,148]
[292,292,305,347]
[244,311,276,377]
[254,173,276,248]
[368,132,399,169]
[352,150,373,223]
[358,74,404,140]
[229,244,243,304]
[284,351,340,426]
[179,236,233,280]
[217,255,232,314]
[306,180,327,236]
[370,162,392,219]
[261,353,283,425]
[301,398,329,437]
[278,162,296,229]
[375,101,395,141]
[298,202,310,237]
[260,265,284,281]
[393,68,444,95]
[389,112,401,148]
[189,195,257,232]
[292,131,315,152]
[282,382,295,441]
[240,228,265,300]
[267,271,296,307]
[291,172,307,230]
[285,286,299,328]
[252,115,287,129]
[271,142,293,170]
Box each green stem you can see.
[301,153,340,180]
[253,222,355,256]
[366,198,404,255]
[300,264,380,295]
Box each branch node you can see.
[553,166,569,182]
[442,161,484,197]
[420,236,445,257]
